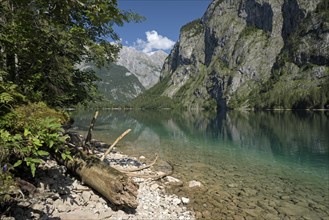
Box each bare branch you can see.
[84,110,99,153]
[100,129,131,161]
[117,155,158,173]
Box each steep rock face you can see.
[159,0,328,110]
[117,46,168,89]
[266,7,329,109]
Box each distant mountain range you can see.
[79,46,168,104]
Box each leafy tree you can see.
[0,79,25,115]
[0,0,143,107]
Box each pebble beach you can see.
[1,150,195,220]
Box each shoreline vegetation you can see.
[0,1,148,218]
[67,105,329,112]
[0,108,197,219]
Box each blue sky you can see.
[114,0,211,53]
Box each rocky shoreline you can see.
[1,148,196,220]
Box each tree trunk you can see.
[53,153,139,209]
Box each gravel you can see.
[1,151,195,220]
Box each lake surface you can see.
[71,109,329,219]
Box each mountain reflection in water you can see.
[72,109,328,177]
[71,109,329,219]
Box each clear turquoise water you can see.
[71,109,329,219]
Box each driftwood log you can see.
[54,111,140,209]
[53,152,139,209]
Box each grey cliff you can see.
[158,0,328,110]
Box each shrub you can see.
[0,102,72,203]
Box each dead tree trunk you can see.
[53,153,139,209]
[83,111,99,153]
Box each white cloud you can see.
[133,30,175,54]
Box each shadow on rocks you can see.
[2,203,61,220]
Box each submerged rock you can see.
[228,183,238,188]
[188,180,203,188]
[164,176,183,186]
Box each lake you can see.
[70,109,329,219]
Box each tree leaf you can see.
[30,163,36,177]
[32,138,43,147]
[13,160,22,168]
[48,140,54,148]
[37,150,49,156]
[31,158,43,164]
[61,152,67,160]
[66,154,73,160]
[24,128,31,137]
[21,147,31,153]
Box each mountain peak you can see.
[117,46,168,89]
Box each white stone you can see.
[188,180,203,188]
[90,194,99,202]
[82,191,91,202]
[164,176,183,186]
[31,203,44,211]
[228,183,238,188]
[95,202,104,210]
[173,198,181,205]
[165,176,180,182]
[57,203,70,212]
[181,197,190,205]
[150,183,159,190]
[139,155,146,160]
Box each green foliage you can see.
[132,77,177,109]
[0,170,17,204]
[0,0,144,107]
[136,96,176,110]
[250,77,329,110]
[174,65,218,110]
[316,0,329,12]
[0,0,143,207]
[0,118,70,177]
[0,80,26,115]
[8,102,69,131]
[180,18,204,38]
[0,102,71,179]
[1,102,65,130]
[91,63,145,104]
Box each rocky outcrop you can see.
[156,0,328,110]
[78,46,168,104]
[117,46,168,89]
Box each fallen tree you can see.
[39,111,172,210]
[47,112,140,209]
[53,151,139,208]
